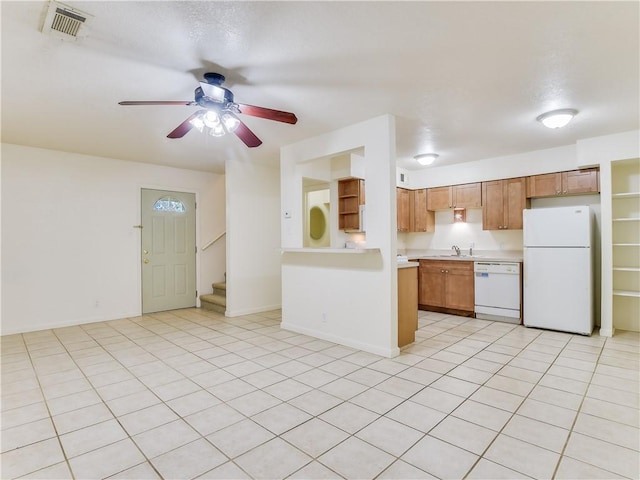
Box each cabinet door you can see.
[427,186,453,210]
[482,180,506,230]
[397,188,411,232]
[504,177,528,230]
[453,183,482,208]
[444,265,475,312]
[412,189,434,232]
[398,267,418,347]
[527,173,562,198]
[563,169,599,194]
[419,262,445,306]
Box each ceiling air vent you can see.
[41,1,93,41]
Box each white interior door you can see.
[141,189,196,314]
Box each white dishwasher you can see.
[474,262,521,323]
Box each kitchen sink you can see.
[436,254,484,258]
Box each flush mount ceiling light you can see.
[536,109,578,129]
[415,153,439,166]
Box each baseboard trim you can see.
[225,304,282,318]
[281,321,400,358]
[599,327,615,337]
[0,311,141,336]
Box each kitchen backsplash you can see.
[398,208,524,251]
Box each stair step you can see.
[200,293,226,306]
[200,293,226,314]
[212,282,226,292]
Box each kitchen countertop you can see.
[400,249,523,263]
[397,261,419,269]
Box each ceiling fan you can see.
[119,72,297,148]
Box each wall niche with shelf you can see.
[611,158,640,332]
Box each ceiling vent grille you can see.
[42,1,93,41]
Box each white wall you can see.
[225,158,282,316]
[1,143,225,335]
[281,115,398,357]
[406,144,580,189]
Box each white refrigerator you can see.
[523,206,594,335]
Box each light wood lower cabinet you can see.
[418,260,474,315]
[398,266,418,347]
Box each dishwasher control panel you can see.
[474,262,519,274]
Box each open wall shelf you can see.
[611,159,640,331]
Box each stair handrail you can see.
[202,231,226,251]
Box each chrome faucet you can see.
[452,245,461,256]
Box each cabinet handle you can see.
[563,190,567,194]
[441,269,445,273]
[556,190,561,195]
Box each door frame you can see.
[136,184,201,315]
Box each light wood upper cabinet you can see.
[562,169,600,195]
[482,177,529,230]
[526,172,562,197]
[338,178,365,231]
[527,168,600,198]
[397,188,411,233]
[412,189,435,232]
[453,182,482,208]
[426,186,453,210]
[427,183,481,210]
[397,188,435,233]
[418,260,474,313]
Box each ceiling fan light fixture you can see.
[203,110,221,128]
[189,114,205,132]
[415,153,438,166]
[208,123,225,137]
[536,108,578,129]
[222,113,240,132]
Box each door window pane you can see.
[153,196,186,213]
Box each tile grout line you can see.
[3,310,638,480]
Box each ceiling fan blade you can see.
[119,101,196,106]
[236,103,298,124]
[231,115,263,148]
[167,110,204,139]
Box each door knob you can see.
[143,250,149,254]
[143,259,149,264]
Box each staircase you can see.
[200,282,226,314]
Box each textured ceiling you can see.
[2,1,638,174]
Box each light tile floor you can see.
[1,309,639,479]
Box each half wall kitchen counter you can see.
[397,261,419,269]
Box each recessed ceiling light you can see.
[536,109,578,129]
[414,153,439,166]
